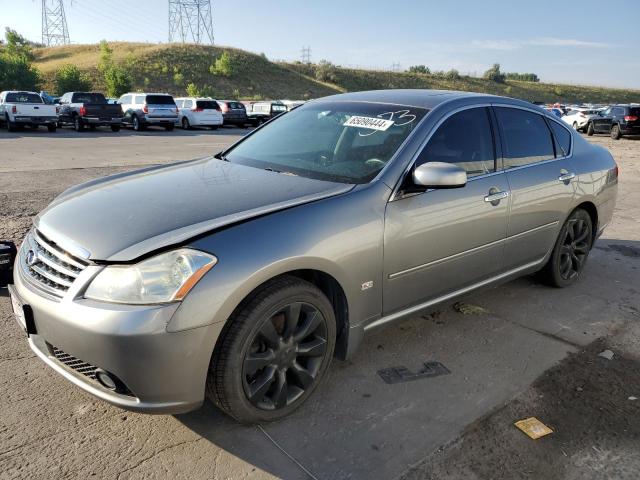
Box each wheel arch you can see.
[210,269,351,361]
[573,201,599,246]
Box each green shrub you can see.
[54,64,92,94]
[210,51,236,76]
[173,72,184,86]
[445,69,460,80]
[483,63,506,83]
[104,65,132,98]
[409,65,430,74]
[315,60,338,82]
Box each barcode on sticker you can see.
[344,116,394,131]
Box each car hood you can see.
[35,157,353,262]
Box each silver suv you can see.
[118,92,178,131]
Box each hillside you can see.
[33,42,639,104]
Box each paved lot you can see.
[0,127,639,480]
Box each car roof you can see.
[313,89,498,109]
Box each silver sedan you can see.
[9,90,618,423]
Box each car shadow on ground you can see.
[175,238,640,479]
[0,125,253,139]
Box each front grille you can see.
[52,346,98,380]
[21,230,89,297]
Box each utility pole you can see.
[301,46,311,64]
[391,62,401,73]
[169,0,215,44]
[41,0,70,46]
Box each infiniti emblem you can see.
[26,249,39,266]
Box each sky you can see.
[1,0,639,89]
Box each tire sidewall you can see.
[213,279,336,423]
[548,210,593,287]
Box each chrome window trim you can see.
[389,102,576,201]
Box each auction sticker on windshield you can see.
[344,116,394,131]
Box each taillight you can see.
[220,103,228,113]
[11,105,17,114]
[142,104,149,114]
[624,115,638,122]
[55,106,60,114]
[192,107,204,112]
[79,106,86,116]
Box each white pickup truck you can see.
[0,91,58,132]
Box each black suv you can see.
[587,104,640,139]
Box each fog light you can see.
[95,369,117,391]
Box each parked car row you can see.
[0,90,305,133]
[540,102,640,139]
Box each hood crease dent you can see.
[35,157,353,262]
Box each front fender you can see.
[167,182,390,333]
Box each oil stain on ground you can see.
[401,339,640,480]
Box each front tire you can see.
[207,276,336,424]
[586,123,594,136]
[538,209,593,288]
[110,125,121,132]
[611,124,622,140]
[165,124,174,131]
[572,121,578,131]
[47,124,57,133]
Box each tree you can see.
[98,39,113,73]
[409,65,430,74]
[186,83,200,97]
[54,64,92,93]
[445,69,460,80]
[483,63,506,83]
[505,72,539,82]
[104,65,132,97]
[0,54,40,91]
[4,28,34,61]
[315,60,337,82]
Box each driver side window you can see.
[415,107,496,178]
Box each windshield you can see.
[225,101,428,183]
[6,92,43,103]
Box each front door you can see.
[383,107,509,314]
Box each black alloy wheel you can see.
[539,209,593,287]
[207,276,336,423]
[242,301,328,410]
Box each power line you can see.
[168,0,214,44]
[42,0,70,46]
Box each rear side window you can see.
[175,99,184,108]
[495,107,555,168]
[416,107,496,177]
[6,92,43,103]
[146,95,175,105]
[629,107,640,116]
[548,120,571,157]
[134,96,144,105]
[120,95,132,104]
[183,99,193,108]
[196,100,220,110]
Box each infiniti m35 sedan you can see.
[9,90,618,423]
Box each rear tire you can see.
[47,124,56,133]
[74,116,84,132]
[611,124,622,140]
[207,275,336,424]
[538,209,593,288]
[110,125,121,132]
[181,117,190,130]
[586,123,594,136]
[132,115,144,132]
[572,121,578,131]
[165,124,174,132]
[6,115,17,132]
[209,125,218,130]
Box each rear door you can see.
[592,107,613,133]
[146,95,177,120]
[494,106,576,270]
[196,100,222,122]
[383,106,510,313]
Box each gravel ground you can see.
[0,129,638,480]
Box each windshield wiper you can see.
[214,151,229,161]
[264,167,297,176]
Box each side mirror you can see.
[413,162,467,189]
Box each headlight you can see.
[85,249,217,304]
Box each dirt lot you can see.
[0,128,639,480]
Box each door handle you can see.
[558,172,576,183]
[484,190,509,203]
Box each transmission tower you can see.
[301,46,311,64]
[169,0,215,44]
[41,0,70,46]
